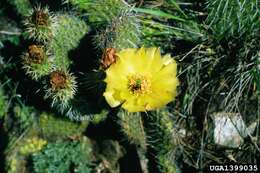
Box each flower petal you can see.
[103,90,122,107]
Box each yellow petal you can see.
[162,54,174,65]
[145,47,164,74]
[122,96,145,112]
[103,90,122,107]
[152,61,178,82]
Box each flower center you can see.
[128,75,151,95]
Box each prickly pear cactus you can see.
[0,0,259,173]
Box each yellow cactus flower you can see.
[103,47,179,112]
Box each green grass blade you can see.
[133,7,186,22]
[168,0,187,17]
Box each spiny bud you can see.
[50,71,67,90]
[44,70,77,109]
[27,45,45,64]
[101,48,117,69]
[33,9,49,26]
[22,44,52,81]
[23,5,57,42]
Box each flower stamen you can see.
[128,75,151,95]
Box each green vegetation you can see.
[0,0,259,172]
